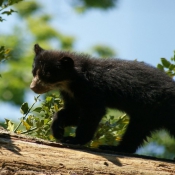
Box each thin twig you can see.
[14,95,40,133]
[20,127,38,134]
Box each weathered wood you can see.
[0,128,175,175]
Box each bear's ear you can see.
[34,44,44,55]
[61,56,74,68]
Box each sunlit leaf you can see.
[54,104,59,111]
[46,96,53,103]
[22,120,31,130]
[26,115,33,126]
[32,107,42,113]
[16,130,22,134]
[49,135,54,140]
[115,136,122,141]
[4,118,14,132]
[44,119,49,124]
[90,140,100,148]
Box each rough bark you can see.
[0,128,175,175]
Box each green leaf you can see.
[4,118,14,132]
[157,64,164,71]
[20,102,29,114]
[44,119,49,125]
[32,107,42,113]
[90,140,100,148]
[22,120,31,130]
[46,96,53,103]
[26,115,33,126]
[2,9,17,16]
[0,46,10,61]
[169,64,175,71]
[54,104,59,112]
[34,95,40,102]
[0,16,5,22]
[36,119,44,128]
[8,0,23,6]
[40,119,44,126]
[161,58,171,68]
[0,0,3,6]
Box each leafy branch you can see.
[0,0,24,76]
[0,0,23,22]
[0,46,10,61]
[4,93,128,147]
[157,51,175,78]
[14,95,40,132]
[5,94,63,140]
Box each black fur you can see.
[31,44,175,153]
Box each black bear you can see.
[30,44,175,153]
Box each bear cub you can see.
[30,44,175,153]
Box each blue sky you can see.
[46,0,175,66]
[1,0,175,120]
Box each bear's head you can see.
[30,44,74,94]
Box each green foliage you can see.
[144,131,175,159]
[5,94,63,140]
[62,113,129,149]
[90,114,129,148]
[92,45,116,58]
[0,33,32,104]
[5,93,128,146]
[14,0,41,16]
[4,118,14,131]
[0,0,23,22]
[73,0,117,13]
[0,46,10,62]
[157,51,175,77]
[20,102,29,115]
[0,0,24,76]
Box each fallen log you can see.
[0,128,175,175]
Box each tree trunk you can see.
[0,128,175,175]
